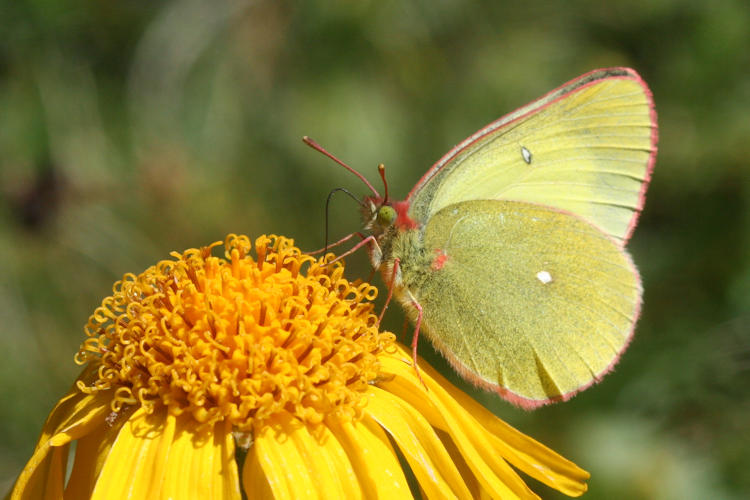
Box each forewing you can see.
[410,199,641,408]
[407,68,657,244]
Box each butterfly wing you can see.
[394,199,641,408]
[407,67,657,245]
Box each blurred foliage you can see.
[1,0,749,498]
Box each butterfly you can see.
[307,67,657,408]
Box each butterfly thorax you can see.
[387,227,432,286]
[360,195,430,297]
[362,195,412,256]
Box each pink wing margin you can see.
[407,67,659,245]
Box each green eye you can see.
[377,206,396,227]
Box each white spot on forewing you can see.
[452,208,458,215]
[536,270,552,284]
[521,146,532,164]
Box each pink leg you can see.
[325,235,377,266]
[306,231,364,255]
[401,316,409,335]
[410,296,426,389]
[376,259,426,389]
[378,257,399,326]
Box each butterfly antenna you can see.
[324,187,365,254]
[377,163,389,203]
[303,136,380,198]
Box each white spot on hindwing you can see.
[521,146,532,164]
[536,270,552,284]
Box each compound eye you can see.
[376,205,396,227]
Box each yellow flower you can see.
[10,234,589,499]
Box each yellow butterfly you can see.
[309,67,657,408]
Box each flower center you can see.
[76,234,393,431]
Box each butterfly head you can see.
[377,204,397,227]
[362,196,395,236]
[363,196,418,237]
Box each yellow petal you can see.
[242,442,276,500]
[246,413,360,500]
[366,386,472,499]
[46,445,67,500]
[328,417,412,500]
[378,355,539,499]
[91,407,177,500]
[435,428,482,499]
[384,353,589,497]
[89,409,241,499]
[9,441,69,500]
[65,412,124,499]
[10,440,56,500]
[160,418,241,500]
[10,390,109,500]
[34,365,104,450]
[375,357,447,431]
[287,420,361,499]
[246,414,317,500]
[440,387,589,497]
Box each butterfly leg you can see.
[323,234,377,266]
[381,258,427,389]
[407,291,427,390]
[305,231,365,256]
[378,256,398,326]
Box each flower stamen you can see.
[75,234,394,433]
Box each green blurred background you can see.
[1,1,748,498]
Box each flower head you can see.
[11,234,589,499]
